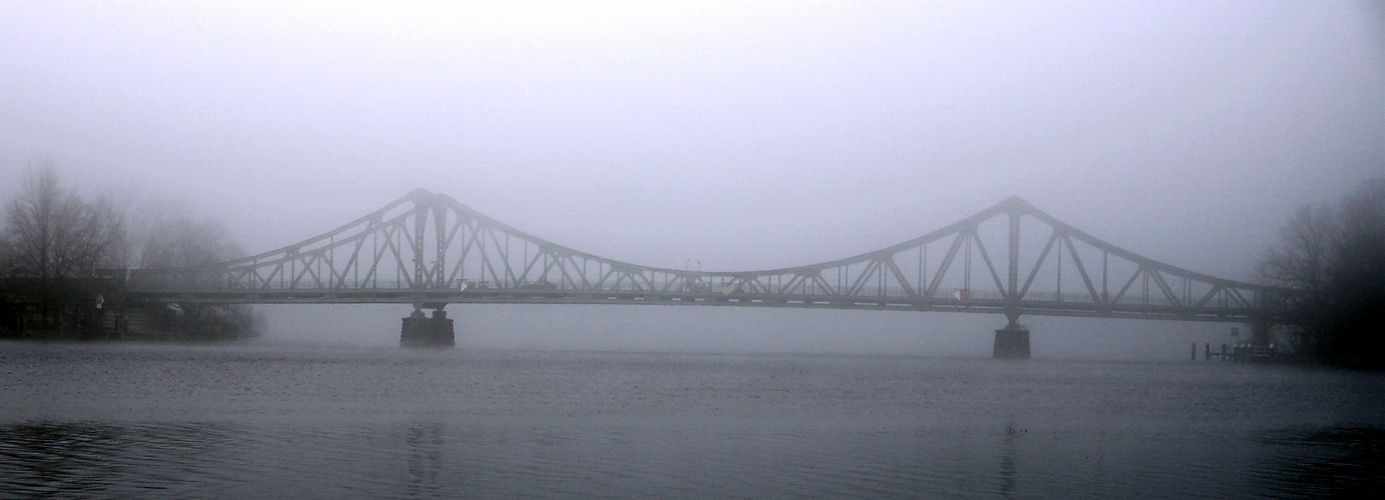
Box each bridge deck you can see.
[126,288,1257,322]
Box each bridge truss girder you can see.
[128,190,1292,323]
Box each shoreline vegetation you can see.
[1258,178,1385,370]
[0,161,257,341]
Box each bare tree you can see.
[137,213,256,339]
[1325,178,1385,363]
[140,217,242,269]
[0,232,15,278]
[2,161,125,334]
[1260,203,1337,294]
[4,161,124,282]
[1260,177,1385,365]
[138,216,242,291]
[1258,203,1338,352]
[1335,178,1385,286]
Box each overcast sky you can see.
[3,1,1383,281]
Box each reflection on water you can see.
[1,344,1382,498]
[1000,424,1023,496]
[406,423,444,498]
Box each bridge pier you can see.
[401,306,454,347]
[993,317,1030,359]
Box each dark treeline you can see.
[0,161,257,341]
[1260,177,1385,369]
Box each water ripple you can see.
[1,344,1383,498]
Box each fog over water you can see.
[3,2,1384,356]
[6,5,1385,497]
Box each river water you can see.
[1,342,1382,498]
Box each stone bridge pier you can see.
[993,313,1030,359]
[401,304,454,347]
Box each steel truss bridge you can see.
[126,189,1287,330]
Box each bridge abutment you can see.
[993,318,1030,359]
[401,307,454,347]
